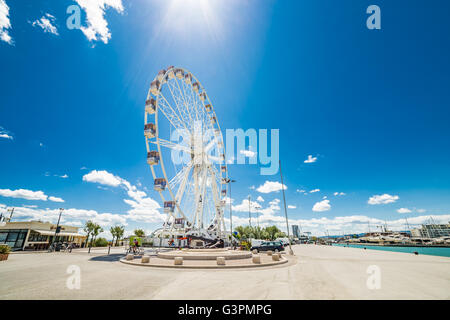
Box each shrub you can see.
[240,241,251,251]
[0,244,11,254]
[94,237,109,247]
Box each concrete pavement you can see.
[0,244,449,299]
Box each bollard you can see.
[272,253,280,261]
[141,255,150,263]
[174,257,183,265]
[216,257,226,266]
[126,254,133,261]
[108,245,111,255]
[267,250,273,256]
[252,249,258,254]
[252,255,261,264]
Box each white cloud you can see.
[296,189,306,193]
[310,189,320,193]
[239,149,257,158]
[368,194,399,205]
[60,174,69,179]
[256,181,287,193]
[48,196,64,203]
[288,205,296,209]
[249,185,255,190]
[0,0,12,44]
[0,126,13,139]
[0,133,12,139]
[75,0,124,44]
[304,155,317,163]
[0,188,64,202]
[312,199,331,212]
[416,209,426,213]
[83,169,165,223]
[397,208,412,214]
[334,192,346,196]
[83,170,122,187]
[256,196,264,202]
[31,13,58,35]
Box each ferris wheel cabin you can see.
[199,92,206,102]
[144,123,156,138]
[164,201,176,213]
[167,66,175,79]
[192,82,200,93]
[154,178,167,191]
[184,73,192,84]
[147,151,160,165]
[221,165,227,172]
[150,80,161,96]
[145,98,156,114]
[156,69,166,82]
[175,68,184,79]
[205,104,212,112]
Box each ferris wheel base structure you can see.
[144,66,229,242]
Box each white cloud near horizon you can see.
[368,194,399,205]
[75,0,124,44]
[83,169,165,223]
[0,188,64,202]
[312,199,331,212]
[0,0,12,44]
[397,208,412,214]
[288,205,296,209]
[31,13,58,35]
[256,181,287,193]
[310,189,320,193]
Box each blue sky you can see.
[1,0,449,237]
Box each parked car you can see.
[250,241,284,253]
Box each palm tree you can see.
[90,223,103,247]
[110,226,116,246]
[83,220,95,248]
[134,229,145,238]
[115,226,125,246]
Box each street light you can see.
[279,160,293,255]
[51,208,64,247]
[227,178,236,246]
[248,195,252,227]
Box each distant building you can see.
[0,220,86,251]
[410,223,450,238]
[292,225,300,238]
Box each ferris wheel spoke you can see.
[167,79,193,131]
[159,92,190,132]
[152,138,192,155]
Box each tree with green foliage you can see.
[83,220,95,248]
[115,226,124,246]
[134,229,145,237]
[90,223,103,247]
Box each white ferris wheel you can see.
[144,66,228,241]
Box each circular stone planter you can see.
[157,249,252,260]
[0,253,9,261]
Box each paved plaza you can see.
[0,245,449,299]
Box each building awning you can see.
[33,230,86,237]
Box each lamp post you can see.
[227,178,236,247]
[51,208,64,247]
[279,160,293,255]
[248,195,252,227]
[7,207,14,222]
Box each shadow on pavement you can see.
[89,254,123,262]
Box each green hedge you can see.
[0,244,11,254]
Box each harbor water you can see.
[333,243,450,258]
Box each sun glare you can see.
[159,0,224,41]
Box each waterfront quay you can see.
[0,244,448,299]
